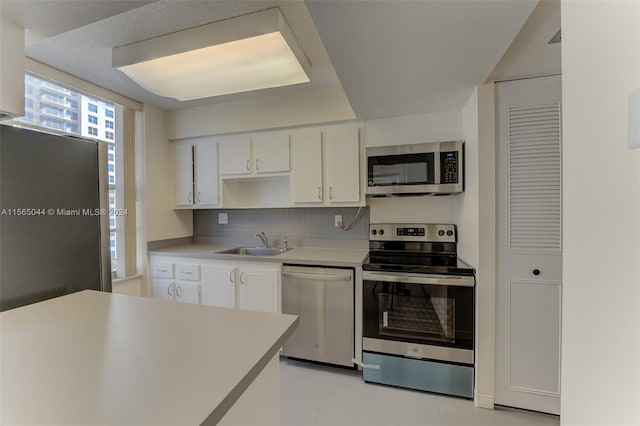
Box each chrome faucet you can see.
[282,235,288,250]
[254,232,269,247]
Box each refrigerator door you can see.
[0,126,111,311]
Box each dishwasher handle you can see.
[282,270,352,282]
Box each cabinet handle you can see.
[240,272,246,285]
[198,192,202,203]
[256,158,260,171]
[318,186,322,200]
[229,270,234,283]
[188,192,192,203]
[176,285,182,298]
[246,159,250,171]
[158,269,167,273]
[167,285,173,297]
[329,186,334,200]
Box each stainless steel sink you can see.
[214,246,290,256]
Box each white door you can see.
[237,265,279,314]
[495,75,562,415]
[175,282,201,304]
[194,142,219,206]
[253,132,290,174]
[290,128,323,203]
[325,124,360,203]
[201,264,236,309]
[219,135,251,175]
[151,279,174,302]
[174,144,194,206]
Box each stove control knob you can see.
[371,229,377,235]
[379,229,385,236]
[446,230,454,237]
[438,230,445,236]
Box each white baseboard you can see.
[474,393,495,409]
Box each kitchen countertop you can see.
[0,290,298,425]
[149,243,369,267]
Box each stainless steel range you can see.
[361,223,475,398]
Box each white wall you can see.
[364,111,463,224]
[457,85,496,409]
[144,103,192,241]
[561,2,640,425]
[167,87,355,140]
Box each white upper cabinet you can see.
[220,132,289,176]
[325,124,360,203]
[252,132,290,174]
[219,135,252,176]
[290,128,323,204]
[174,144,194,207]
[174,140,220,208]
[194,143,219,207]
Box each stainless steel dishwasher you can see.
[281,265,354,367]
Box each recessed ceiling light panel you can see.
[112,8,311,100]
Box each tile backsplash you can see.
[194,207,369,246]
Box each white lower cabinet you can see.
[201,260,281,314]
[151,279,175,302]
[149,258,201,304]
[237,265,280,313]
[150,256,281,314]
[201,262,236,309]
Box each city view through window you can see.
[17,73,120,273]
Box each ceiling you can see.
[2,0,552,120]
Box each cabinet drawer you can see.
[151,262,174,278]
[176,264,201,281]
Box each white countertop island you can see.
[0,290,298,425]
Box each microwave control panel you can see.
[440,151,459,184]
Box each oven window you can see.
[363,279,474,350]
[378,283,454,342]
[368,153,434,186]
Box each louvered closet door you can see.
[495,75,562,415]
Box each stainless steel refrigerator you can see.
[0,125,111,311]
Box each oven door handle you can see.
[362,271,474,287]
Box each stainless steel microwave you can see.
[366,141,464,196]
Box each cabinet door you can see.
[151,279,174,301]
[237,265,280,314]
[194,142,219,206]
[325,125,360,203]
[291,129,323,203]
[201,264,236,309]
[175,282,201,304]
[219,135,251,175]
[253,132,290,174]
[174,144,194,206]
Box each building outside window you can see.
[17,73,126,278]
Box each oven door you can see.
[362,270,474,364]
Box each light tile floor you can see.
[280,359,560,426]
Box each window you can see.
[17,72,135,280]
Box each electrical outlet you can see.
[218,213,228,224]
[334,215,343,228]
